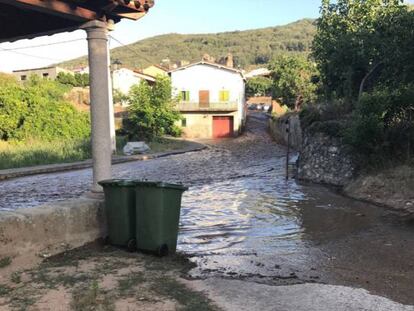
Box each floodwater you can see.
[1,113,414,304]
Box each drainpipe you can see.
[81,20,113,192]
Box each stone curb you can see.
[0,140,207,181]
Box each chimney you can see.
[226,53,234,68]
[202,54,216,63]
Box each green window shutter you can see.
[182,91,190,101]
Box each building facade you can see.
[112,68,155,95]
[13,66,73,81]
[170,61,246,139]
[142,65,168,77]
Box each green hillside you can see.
[62,19,316,70]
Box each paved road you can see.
[0,113,282,211]
[1,112,414,308]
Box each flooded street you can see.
[1,113,414,305]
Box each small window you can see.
[42,73,49,78]
[181,118,187,127]
[21,75,26,81]
[181,90,190,101]
[219,90,230,102]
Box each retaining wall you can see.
[0,196,106,271]
[268,114,302,151]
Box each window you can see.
[219,90,230,102]
[42,73,49,78]
[20,75,26,81]
[181,90,190,101]
[181,118,187,127]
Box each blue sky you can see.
[0,0,412,72]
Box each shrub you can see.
[0,76,90,141]
[344,84,414,164]
[124,76,182,141]
[299,105,321,130]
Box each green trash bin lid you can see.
[134,180,189,191]
[98,179,137,187]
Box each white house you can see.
[112,68,156,96]
[169,61,246,139]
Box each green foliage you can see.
[62,19,316,70]
[344,85,414,163]
[299,105,321,130]
[0,76,90,141]
[312,0,410,100]
[246,76,273,97]
[56,72,89,87]
[113,89,128,105]
[268,55,319,108]
[125,76,182,141]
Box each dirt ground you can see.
[0,242,220,311]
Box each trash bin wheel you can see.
[127,239,137,252]
[157,244,169,257]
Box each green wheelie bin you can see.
[135,181,188,256]
[98,179,137,251]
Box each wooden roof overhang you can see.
[0,0,154,43]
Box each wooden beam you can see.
[0,0,99,21]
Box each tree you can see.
[246,77,273,97]
[56,72,89,87]
[0,76,90,141]
[268,55,319,108]
[312,0,407,101]
[56,72,76,86]
[125,76,182,141]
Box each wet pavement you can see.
[1,112,414,305]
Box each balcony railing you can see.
[177,101,238,112]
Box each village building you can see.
[170,61,246,139]
[112,67,156,96]
[12,66,73,81]
[142,64,168,77]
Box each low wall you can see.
[269,114,355,187]
[268,114,302,151]
[298,130,355,187]
[0,196,106,273]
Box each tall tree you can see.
[312,0,407,101]
[268,55,319,108]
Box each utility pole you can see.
[285,117,290,180]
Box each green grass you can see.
[0,136,193,170]
[147,137,192,153]
[0,139,91,170]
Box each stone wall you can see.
[269,114,355,187]
[269,114,302,151]
[0,196,106,274]
[298,130,355,187]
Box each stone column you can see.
[81,20,112,192]
[107,43,117,153]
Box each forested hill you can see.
[62,19,316,70]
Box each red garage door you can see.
[213,116,233,138]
